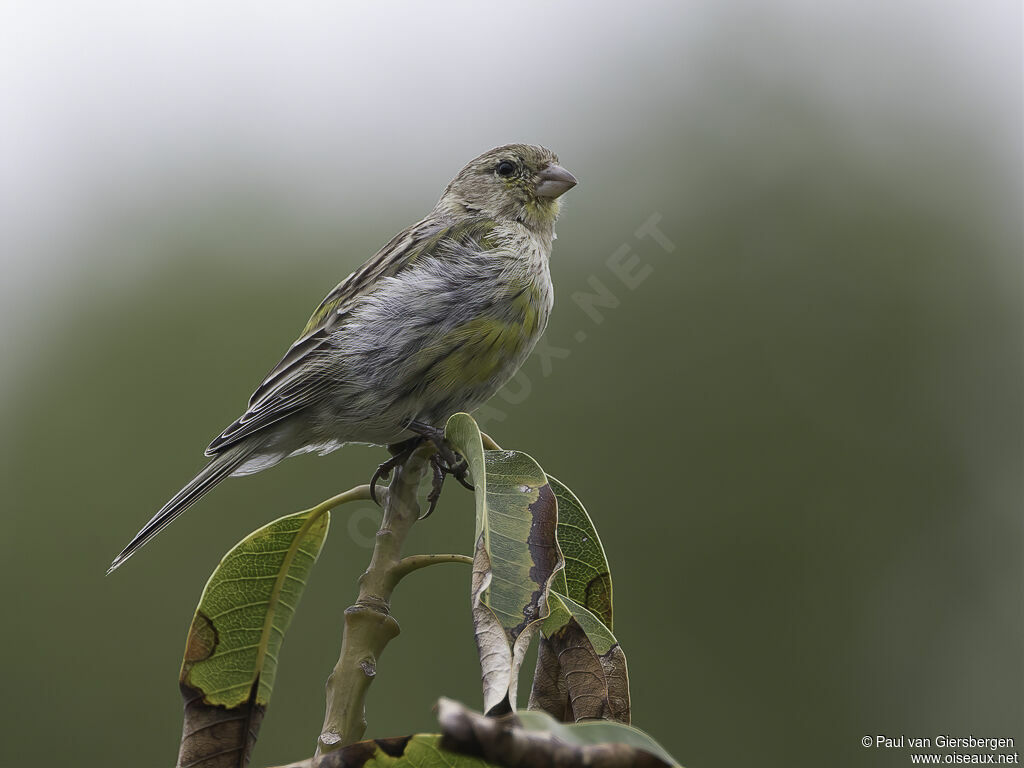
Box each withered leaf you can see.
[438,698,679,768]
[528,592,630,724]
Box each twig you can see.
[387,553,473,589]
[311,484,373,514]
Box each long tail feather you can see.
[107,444,257,574]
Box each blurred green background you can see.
[2,2,1020,767]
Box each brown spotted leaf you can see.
[445,413,564,715]
[266,700,680,768]
[438,698,681,768]
[177,507,330,768]
[528,592,630,724]
[273,734,491,768]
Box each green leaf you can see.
[438,698,682,768]
[529,591,631,724]
[547,475,614,631]
[444,413,564,715]
[177,507,330,768]
[293,734,492,768]
[515,710,679,767]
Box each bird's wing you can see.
[205,216,498,455]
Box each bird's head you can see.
[436,144,577,233]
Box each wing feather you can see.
[205,216,497,455]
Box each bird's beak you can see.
[535,163,578,199]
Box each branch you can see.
[312,484,374,512]
[314,447,430,756]
[310,428,497,757]
[387,553,473,589]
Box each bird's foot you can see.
[370,436,423,505]
[371,422,474,517]
[408,420,474,519]
[422,449,476,519]
[408,420,473,490]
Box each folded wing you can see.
[204,216,498,455]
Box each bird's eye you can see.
[495,160,516,177]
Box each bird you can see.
[107,143,577,573]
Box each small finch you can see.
[108,144,577,573]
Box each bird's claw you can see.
[422,453,445,520]
[368,461,391,505]
[370,437,422,505]
[421,450,473,520]
[374,422,474,518]
[448,457,474,491]
[404,419,474,518]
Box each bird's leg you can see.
[373,421,473,517]
[370,436,424,505]
[407,420,474,491]
[421,452,447,520]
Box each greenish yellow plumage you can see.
[419,316,529,391]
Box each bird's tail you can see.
[106,443,258,574]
